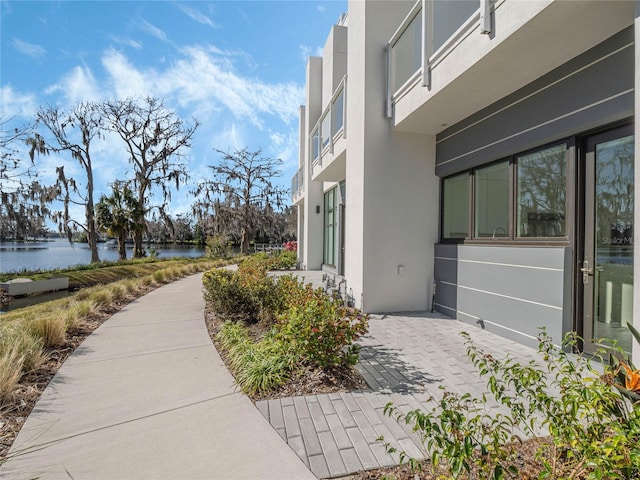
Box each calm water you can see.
[0,240,206,273]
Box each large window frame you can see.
[439,138,575,245]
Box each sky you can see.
[1,0,347,223]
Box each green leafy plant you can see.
[276,282,368,367]
[273,250,297,270]
[206,263,369,396]
[381,330,640,479]
[203,269,261,323]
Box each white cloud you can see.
[164,45,304,127]
[177,4,218,28]
[12,38,46,60]
[210,122,246,153]
[268,127,299,171]
[139,19,167,42]
[317,5,326,13]
[44,65,101,104]
[101,49,150,99]
[109,36,142,50]
[0,84,37,119]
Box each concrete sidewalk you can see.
[1,273,315,480]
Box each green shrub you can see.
[203,269,261,323]
[206,266,369,397]
[273,251,297,270]
[276,284,368,368]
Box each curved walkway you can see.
[1,273,314,480]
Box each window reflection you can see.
[474,161,509,238]
[517,144,567,237]
[442,173,469,239]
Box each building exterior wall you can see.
[436,27,634,177]
[295,0,637,354]
[345,0,439,312]
[302,57,324,270]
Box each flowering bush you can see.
[283,240,297,252]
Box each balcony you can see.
[386,0,634,135]
[291,166,305,205]
[310,76,347,182]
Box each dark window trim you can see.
[439,137,575,245]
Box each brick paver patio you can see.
[257,311,539,478]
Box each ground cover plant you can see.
[0,257,234,464]
[203,253,368,398]
[372,328,640,480]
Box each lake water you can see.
[0,240,207,273]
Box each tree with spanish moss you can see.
[0,117,57,240]
[195,148,288,254]
[33,103,103,261]
[102,97,198,258]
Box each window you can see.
[324,188,337,266]
[517,144,567,237]
[474,161,509,238]
[442,173,469,239]
[440,141,571,242]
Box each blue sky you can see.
[1,0,346,222]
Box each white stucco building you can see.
[292,0,640,361]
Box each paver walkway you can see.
[258,311,539,478]
[1,273,314,480]
[3,269,541,480]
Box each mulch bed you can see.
[204,306,367,401]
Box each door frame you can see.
[576,122,634,354]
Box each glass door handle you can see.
[580,260,593,285]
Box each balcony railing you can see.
[386,0,488,117]
[290,166,304,199]
[311,75,347,168]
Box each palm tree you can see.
[95,183,144,261]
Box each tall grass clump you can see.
[107,283,128,302]
[28,316,67,347]
[0,346,24,402]
[152,269,166,283]
[63,300,96,329]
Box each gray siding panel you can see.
[457,288,563,346]
[457,260,563,309]
[434,244,459,315]
[458,245,565,270]
[454,246,568,347]
[436,27,634,177]
[434,257,457,284]
[434,281,457,315]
